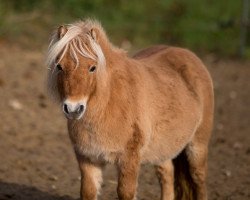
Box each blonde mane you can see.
[46,19,106,71]
[46,19,110,101]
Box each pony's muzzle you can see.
[63,101,85,120]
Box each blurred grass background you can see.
[0,0,249,56]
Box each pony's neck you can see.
[84,47,129,125]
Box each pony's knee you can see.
[117,186,136,200]
[81,191,97,200]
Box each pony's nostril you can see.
[63,104,69,114]
[63,102,85,119]
[76,105,84,114]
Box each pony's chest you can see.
[71,131,121,163]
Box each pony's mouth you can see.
[64,110,85,120]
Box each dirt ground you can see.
[0,45,249,200]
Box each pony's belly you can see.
[141,140,188,164]
[141,97,201,164]
[141,127,196,164]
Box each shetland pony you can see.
[46,19,214,200]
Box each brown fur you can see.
[47,19,214,200]
[155,160,174,200]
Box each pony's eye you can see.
[89,66,96,73]
[56,64,63,71]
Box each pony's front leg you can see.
[116,154,140,200]
[77,156,103,200]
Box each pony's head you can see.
[47,19,108,120]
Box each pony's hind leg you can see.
[155,160,174,200]
[185,137,209,200]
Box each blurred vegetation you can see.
[0,0,249,56]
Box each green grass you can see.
[0,0,248,56]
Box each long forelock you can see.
[47,23,106,72]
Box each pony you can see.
[46,19,214,200]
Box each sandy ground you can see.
[0,45,249,200]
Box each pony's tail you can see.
[173,150,196,200]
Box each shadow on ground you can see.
[0,182,76,200]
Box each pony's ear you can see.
[89,28,99,42]
[57,25,68,39]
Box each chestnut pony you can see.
[47,19,213,200]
